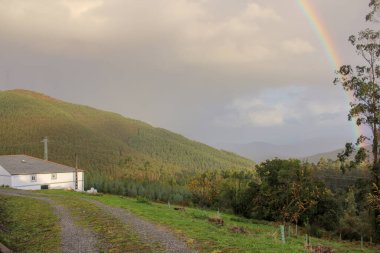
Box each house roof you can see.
[0,155,84,175]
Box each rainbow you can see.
[296,0,365,143]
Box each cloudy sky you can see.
[0,0,375,151]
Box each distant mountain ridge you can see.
[218,138,351,163]
[302,149,343,163]
[0,89,254,183]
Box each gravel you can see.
[54,204,98,253]
[89,199,198,253]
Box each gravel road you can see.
[54,204,98,253]
[89,199,197,253]
[0,189,197,253]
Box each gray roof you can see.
[0,155,84,175]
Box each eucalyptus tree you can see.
[335,3,380,240]
[334,29,380,182]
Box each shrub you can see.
[136,196,151,205]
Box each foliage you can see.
[367,0,380,22]
[251,159,322,225]
[368,183,380,220]
[334,29,380,168]
[187,168,256,213]
[308,193,342,232]
[334,6,380,240]
[338,188,373,241]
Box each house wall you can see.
[11,172,84,191]
[0,165,11,186]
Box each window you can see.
[31,174,37,182]
[51,173,57,180]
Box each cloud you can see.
[62,0,103,18]
[0,0,283,64]
[243,3,282,21]
[214,86,346,128]
[282,38,315,54]
[177,2,282,64]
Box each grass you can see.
[43,190,380,253]
[0,195,60,253]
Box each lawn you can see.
[0,195,61,253]
[43,190,380,253]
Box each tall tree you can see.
[335,3,380,240]
[334,29,380,183]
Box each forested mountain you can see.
[0,89,254,185]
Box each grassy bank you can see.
[0,195,60,253]
[44,190,380,253]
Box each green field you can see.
[34,190,380,253]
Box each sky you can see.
[0,0,376,152]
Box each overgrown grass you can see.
[44,190,380,253]
[0,195,60,253]
[53,196,160,252]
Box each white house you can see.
[0,155,84,191]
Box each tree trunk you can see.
[373,122,378,166]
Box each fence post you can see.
[361,234,363,249]
[280,225,286,244]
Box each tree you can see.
[220,169,256,217]
[334,29,380,179]
[368,183,380,220]
[334,27,380,241]
[367,0,380,22]
[252,159,322,225]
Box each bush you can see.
[309,224,323,238]
[190,210,208,220]
[136,196,151,205]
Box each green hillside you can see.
[0,89,254,184]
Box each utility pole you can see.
[75,153,78,190]
[41,137,48,160]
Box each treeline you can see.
[86,175,192,204]
[85,157,375,243]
